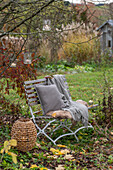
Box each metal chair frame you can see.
[24,76,97,145]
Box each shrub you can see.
[58,22,100,64]
[97,72,113,126]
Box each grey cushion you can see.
[35,84,65,114]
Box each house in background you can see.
[97,20,113,56]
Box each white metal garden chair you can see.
[24,75,98,145]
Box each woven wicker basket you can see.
[11,118,37,152]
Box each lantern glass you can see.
[24,52,31,64]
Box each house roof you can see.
[97,20,113,31]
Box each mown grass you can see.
[66,69,113,103]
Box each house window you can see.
[108,40,111,48]
[108,30,111,35]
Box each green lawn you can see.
[66,70,113,103]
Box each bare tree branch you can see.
[0,0,55,38]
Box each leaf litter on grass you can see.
[1,70,113,169]
[32,138,112,169]
[1,128,113,169]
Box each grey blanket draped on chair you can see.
[48,74,89,126]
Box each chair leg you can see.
[51,124,62,135]
[51,120,69,134]
[34,119,57,145]
[33,117,93,145]
[54,132,76,143]
[63,124,79,141]
[74,123,94,141]
[54,123,94,144]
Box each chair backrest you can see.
[24,75,71,116]
[24,75,71,106]
[24,78,47,107]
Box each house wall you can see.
[100,26,107,52]
[101,25,113,55]
[106,26,113,55]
